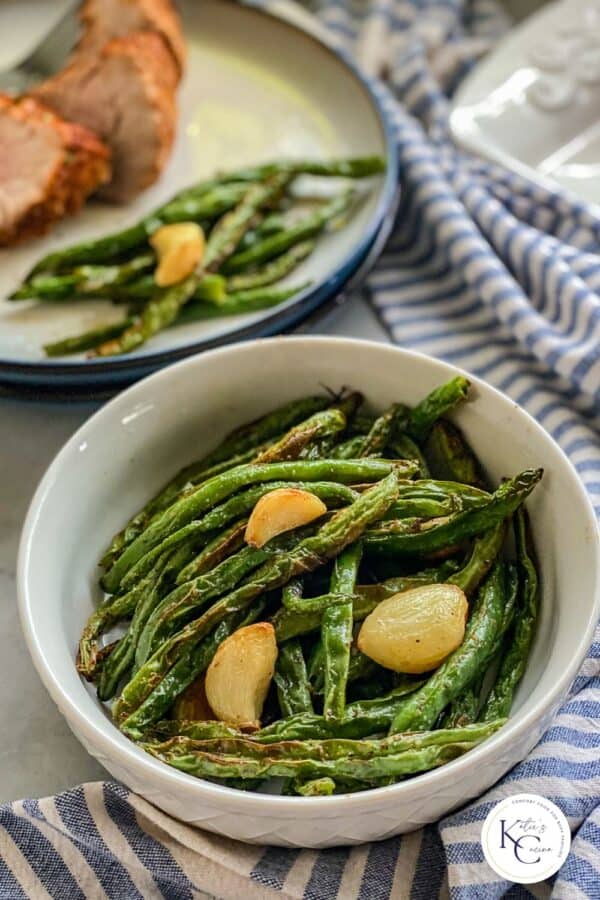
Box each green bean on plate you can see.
[8,156,387,358]
[78,375,542,795]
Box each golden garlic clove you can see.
[244,488,327,548]
[150,221,205,287]
[357,583,468,674]
[172,674,214,721]
[205,622,278,728]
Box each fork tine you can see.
[0,0,78,90]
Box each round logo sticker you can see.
[481,794,571,884]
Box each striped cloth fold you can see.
[2,1,600,897]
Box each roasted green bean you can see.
[481,510,539,721]
[365,469,542,555]
[359,405,407,457]
[407,376,470,441]
[424,420,486,488]
[12,254,155,301]
[223,191,354,274]
[145,720,504,782]
[225,241,316,292]
[274,637,313,718]
[322,542,362,718]
[176,283,310,323]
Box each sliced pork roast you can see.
[0,94,111,246]
[33,31,178,203]
[77,0,186,76]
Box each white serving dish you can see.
[18,337,600,847]
[450,0,600,212]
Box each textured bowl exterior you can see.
[18,337,600,848]
[63,701,561,847]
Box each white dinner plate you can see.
[0,0,397,392]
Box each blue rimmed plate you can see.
[0,0,398,392]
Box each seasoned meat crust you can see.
[0,0,185,242]
[0,94,111,245]
[33,31,178,203]
[77,0,186,75]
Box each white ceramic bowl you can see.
[18,337,600,848]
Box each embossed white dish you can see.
[450,0,600,211]
[18,337,600,847]
[0,0,396,391]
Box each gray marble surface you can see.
[0,297,389,803]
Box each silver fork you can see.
[0,1,79,93]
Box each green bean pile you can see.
[79,376,542,795]
[9,157,386,357]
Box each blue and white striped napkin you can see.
[2,1,600,897]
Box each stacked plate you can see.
[0,0,399,393]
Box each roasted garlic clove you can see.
[357,583,468,674]
[244,488,327,548]
[205,622,278,728]
[172,674,214,721]
[150,221,205,287]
